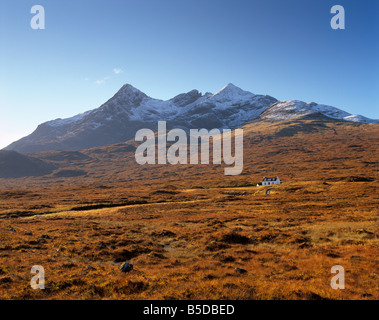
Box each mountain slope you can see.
[4,83,378,153]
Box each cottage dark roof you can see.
[263,177,278,182]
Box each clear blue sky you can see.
[0,0,378,148]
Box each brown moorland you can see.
[0,119,378,300]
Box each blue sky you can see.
[0,0,378,149]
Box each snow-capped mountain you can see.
[259,100,378,124]
[4,83,277,153]
[4,83,378,153]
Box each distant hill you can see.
[0,119,377,182]
[0,150,55,178]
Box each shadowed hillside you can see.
[0,150,55,179]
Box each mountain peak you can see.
[120,83,139,90]
[170,89,203,107]
[224,82,238,89]
[106,83,148,109]
[116,83,146,96]
[211,83,255,101]
[216,83,241,93]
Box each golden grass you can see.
[0,120,378,300]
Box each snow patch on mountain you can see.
[342,114,378,124]
[46,110,92,127]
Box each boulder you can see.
[119,262,133,273]
[235,267,247,274]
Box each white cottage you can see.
[258,176,280,186]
